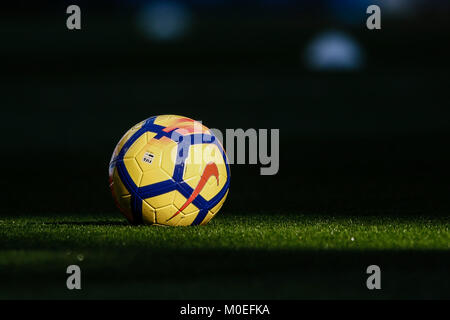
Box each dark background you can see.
[1,0,450,217]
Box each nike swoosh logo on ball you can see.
[167,162,219,222]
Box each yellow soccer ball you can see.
[109,115,230,226]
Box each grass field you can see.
[1,212,449,299]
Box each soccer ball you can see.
[109,115,230,226]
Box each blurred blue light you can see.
[137,1,191,41]
[304,31,364,71]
